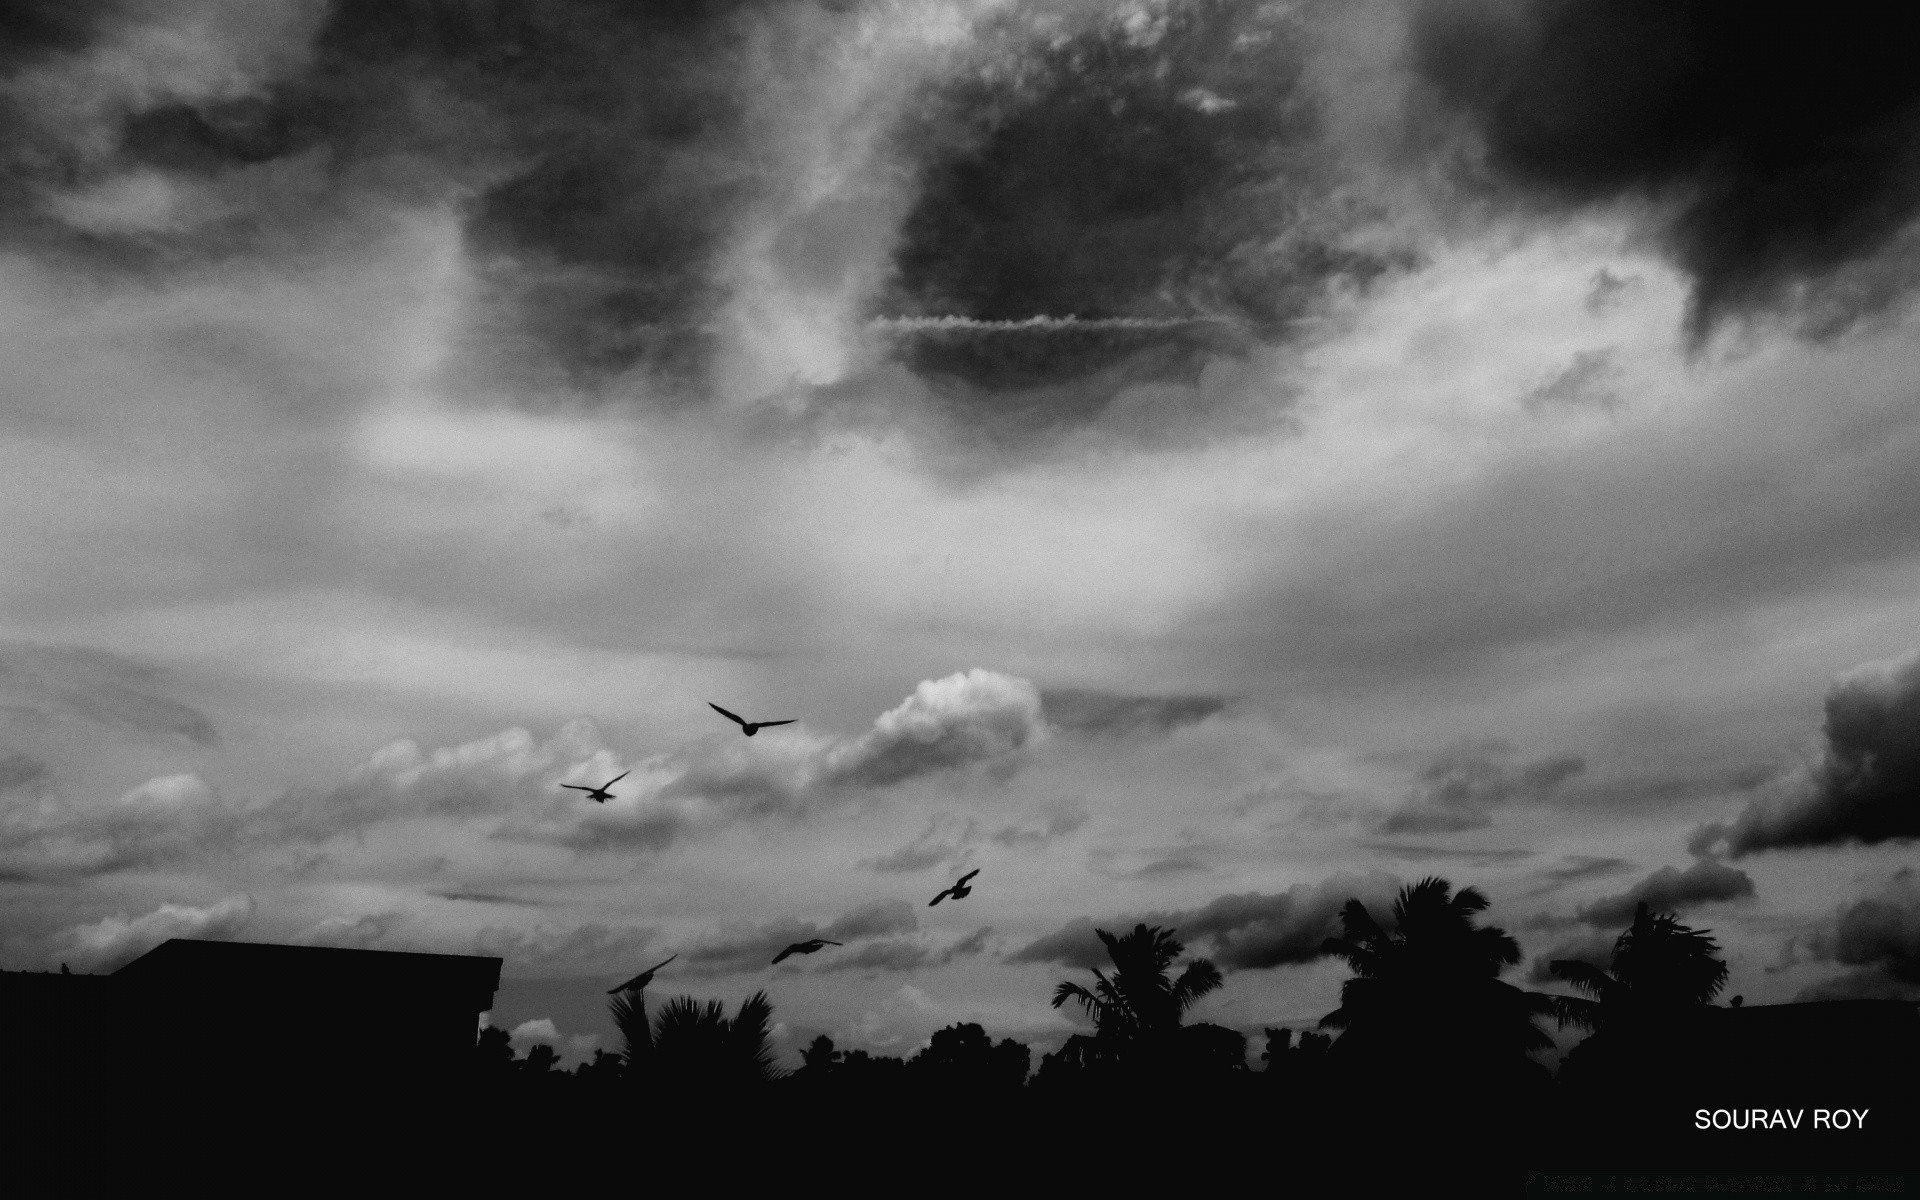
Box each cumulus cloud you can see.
[1573,858,1755,929]
[1692,649,1920,857]
[1797,870,1920,1000]
[1039,689,1228,738]
[0,670,1048,876]
[509,1017,561,1046]
[0,772,245,877]
[57,893,256,972]
[1007,873,1400,972]
[1409,0,1920,338]
[1378,740,1585,834]
[822,669,1046,787]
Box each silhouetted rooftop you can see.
[113,938,501,1009]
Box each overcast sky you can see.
[5,0,1920,1067]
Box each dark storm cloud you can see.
[0,642,218,745]
[1692,650,1920,857]
[1006,872,1399,972]
[0,0,826,388]
[1799,870,1920,1001]
[1040,688,1228,738]
[1410,1,1920,337]
[1377,740,1584,833]
[0,0,116,68]
[878,0,1396,414]
[1573,858,1754,929]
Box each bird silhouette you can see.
[606,954,678,994]
[561,770,629,803]
[709,703,796,737]
[771,938,842,964]
[929,869,980,906]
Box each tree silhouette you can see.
[1549,903,1731,1031]
[1050,923,1223,1079]
[1320,877,1557,1091]
[799,1034,841,1075]
[1550,902,1735,1113]
[608,988,784,1093]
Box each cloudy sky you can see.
[5,0,1920,1066]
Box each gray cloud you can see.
[0,642,217,745]
[989,798,1090,849]
[0,754,48,792]
[1692,649,1920,857]
[1525,928,1617,986]
[1410,0,1920,339]
[1040,688,1228,738]
[1006,872,1400,972]
[681,898,918,976]
[1378,740,1585,833]
[860,814,977,874]
[1573,858,1755,929]
[290,911,405,949]
[1524,854,1634,898]
[472,920,660,976]
[862,794,1087,875]
[1522,348,1620,414]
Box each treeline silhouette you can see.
[467,877,1915,1175]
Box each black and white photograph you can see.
[2,2,1917,1190]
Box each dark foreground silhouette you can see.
[4,879,1915,1190]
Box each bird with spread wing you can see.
[561,771,629,803]
[606,954,677,995]
[930,869,979,906]
[771,938,842,965]
[709,703,796,737]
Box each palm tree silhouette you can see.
[1320,877,1557,1083]
[1549,902,1731,1031]
[610,987,784,1092]
[1549,903,1735,1124]
[1051,923,1223,1076]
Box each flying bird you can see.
[606,954,678,995]
[561,771,629,803]
[771,938,842,965]
[929,869,980,907]
[709,702,795,737]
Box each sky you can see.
[4,0,1920,1069]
